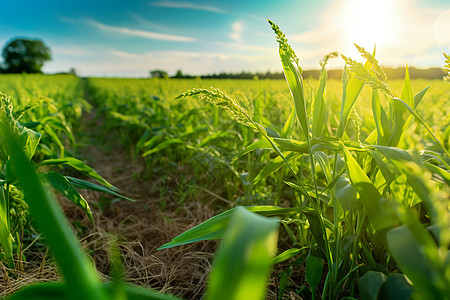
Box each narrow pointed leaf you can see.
[272,248,302,265]
[38,157,117,190]
[337,70,365,138]
[206,207,279,300]
[0,118,107,300]
[252,152,300,184]
[65,176,135,202]
[414,85,430,109]
[41,172,94,223]
[312,66,328,137]
[342,145,396,231]
[158,206,313,250]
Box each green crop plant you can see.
[444,53,450,82]
[168,20,450,300]
[1,112,281,300]
[0,92,131,270]
[0,74,91,158]
[85,77,278,203]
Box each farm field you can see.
[1,57,450,300]
[0,0,449,295]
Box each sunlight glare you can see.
[337,0,399,55]
[435,10,450,52]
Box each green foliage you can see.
[169,20,450,300]
[444,53,450,82]
[2,118,281,299]
[1,39,51,73]
[206,207,279,300]
[1,113,107,300]
[0,77,128,270]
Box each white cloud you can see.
[230,21,243,42]
[86,19,196,42]
[151,1,226,14]
[216,41,273,53]
[51,45,94,56]
[110,50,143,59]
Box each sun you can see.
[336,0,399,51]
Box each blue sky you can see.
[1,0,449,77]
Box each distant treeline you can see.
[170,67,447,80]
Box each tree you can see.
[1,38,52,73]
[69,67,77,76]
[174,69,184,78]
[149,69,168,78]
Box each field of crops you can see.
[1,25,450,300]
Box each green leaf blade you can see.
[205,207,279,300]
[41,172,94,223]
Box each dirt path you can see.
[69,79,220,299]
[73,85,297,300]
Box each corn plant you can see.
[444,53,450,82]
[0,74,91,158]
[1,114,281,300]
[85,77,268,203]
[0,92,131,269]
[168,20,450,300]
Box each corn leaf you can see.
[205,207,278,300]
[414,85,430,109]
[281,106,296,138]
[38,157,116,190]
[335,176,357,212]
[376,274,415,300]
[274,137,309,152]
[306,254,323,293]
[391,97,450,157]
[42,123,65,157]
[312,66,328,137]
[269,20,309,140]
[372,145,448,245]
[342,145,396,231]
[66,176,135,202]
[41,172,94,224]
[0,93,41,169]
[357,271,387,300]
[158,206,314,250]
[337,68,365,138]
[387,226,441,299]
[142,138,184,157]
[234,139,272,161]
[388,65,413,147]
[0,118,107,300]
[0,188,13,267]
[272,248,302,265]
[41,116,76,147]
[424,163,450,185]
[252,152,300,184]
[371,88,390,145]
